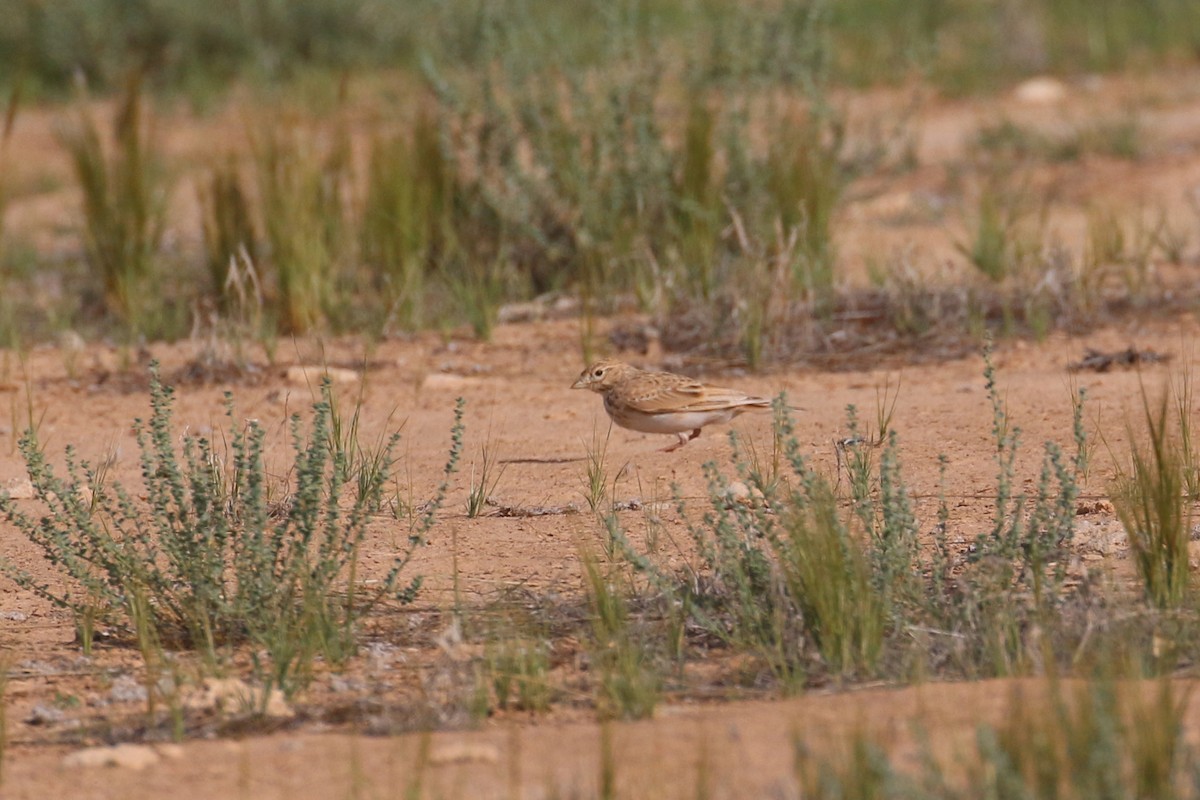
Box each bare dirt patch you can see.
[5,71,1200,796]
[0,308,1196,796]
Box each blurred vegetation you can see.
[0,0,1196,351]
[3,0,1199,98]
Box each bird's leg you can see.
[661,429,701,453]
[662,431,689,452]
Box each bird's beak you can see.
[570,376,586,389]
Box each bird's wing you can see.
[625,380,771,414]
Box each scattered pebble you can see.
[109,675,149,704]
[1013,76,1067,105]
[724,481,765,505]
[183,677,293,719]
[3,478,35,500]
[26,704,67,725]
[364,641,396,672]
[328,675,367,693]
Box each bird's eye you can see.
[593,368,604,377]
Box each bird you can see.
[571,359,773,452]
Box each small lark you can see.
[572,359,772,452]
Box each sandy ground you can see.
[0,312,1196,797]
[3,69,1200,796]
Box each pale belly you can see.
[606,398,736,434]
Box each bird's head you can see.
[571,359,633,392]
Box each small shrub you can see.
[58,72,167,324]
[609,351,1088,688]
[0,364,462,697]
[958,185,1022,282]
[197,155,257,307]
[582,550,661,720]
[251,120,351,333]
[795,678,1193,799]
[972,680,1190,799]
[360,112,450,331]
[1112,383,1191,608]
[465,432,507,519]
[483,617,553,714]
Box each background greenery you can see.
[0,0,1196,355]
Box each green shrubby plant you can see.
[608,348,1089,689]
[0,364,463,697]
[58,73,167,327]
[1112,382,1192,609]
[795,678,1194,799]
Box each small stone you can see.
[183,677,293,719]
[1013,76,1066,105]
[26,704,66,725]
[63,743,161,770]
[551,296,580,315]
[497,301,544,324]
[329,675,365,693]
[59,330,86,354]
[3,478,35,500]
[109,675,149,704]
[723,481,764,505]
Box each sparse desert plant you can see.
[971,342,1082,603]
[582,550,661,720]
[776,471,888,679]
[765,111,845,297]
[1175,370,1200,499]
[198,155,257,307]
[322,373,404,513]
[360,112,450,331]
[466,431,507,519]
[1077,115,1142,160]
[922,344,1087,676]
[609,399,895,689]
[1152,207,1191,265]
[482,613,553,714]
[971,679,1190,799]
[1112,382,1192,608]
[0,652,8,785]
[58,72,167,325]
[976,115,1141,163]
[837,377,900,514]
[604,351,1089,688]
[188,246,272,373]
[581,423,615,515]
[958,183,1023,282]
[794,678,1193,799]
[251,119,351,333]
[446,254,506,341]
[0,82,18,255]
[793,726,908,800]
[0,364,462,698]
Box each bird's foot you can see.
[661,429,701,453]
